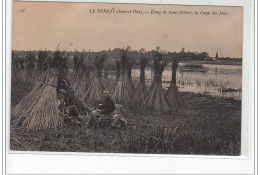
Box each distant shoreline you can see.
[180,60,242,66]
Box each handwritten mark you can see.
[20,9,25,13]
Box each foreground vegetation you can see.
[10,84,241,155]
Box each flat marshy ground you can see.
[10,81,241,155]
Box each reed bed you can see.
[10,91,241,155]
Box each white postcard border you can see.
[4,0,255,174]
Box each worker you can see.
[88,90,115,127]
[58,89,80,124]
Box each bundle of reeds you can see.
[72,68,89,99]
[126,56,135,94]
[68,66,84,89]
[113,47,134,105]
[11,68,17,82]
[84,63,93,91]
[51,51,67,70]
[26,52,36,71]
[68,70,79,86]
[11,53,20,82]
[101,65,112,92]
[12,56,26,82]
[73,51,81,73]
[62,78,91,114]
[11,70,63,130]
[16,69,37,86]
[142,49,170,111]
[83,54,106,102]
[38,51,51,72]
[17,68,28,82]
[166,55,186,110]
[133,55,149,106]
[116,58,121,82]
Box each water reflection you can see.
[131,63,242,100]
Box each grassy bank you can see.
[10,91,241,155]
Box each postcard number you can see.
[20,9,25,13]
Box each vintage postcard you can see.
[10,1,243,155]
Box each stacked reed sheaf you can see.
[11,70,62,130]
[11,47,187,130]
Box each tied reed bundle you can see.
[142,49,170,111]
[83,54,106,102]
[101,65,112,92]
[113,47,134,105]
[72,69,89,99]
[133,55,149,106]
[11,70,63,130]
[166,55,186,110]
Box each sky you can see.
[12,2,243,58]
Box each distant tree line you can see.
[217,57,242,61]
[12,48,242,67]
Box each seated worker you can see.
[88,90,115,127]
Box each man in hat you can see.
[88,90,115,127]
[97,90,115,114]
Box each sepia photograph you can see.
[10,1,243,155]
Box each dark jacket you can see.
[98,96,115,114]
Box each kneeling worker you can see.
[58,89,80,124]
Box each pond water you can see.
[131,63,242,100]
